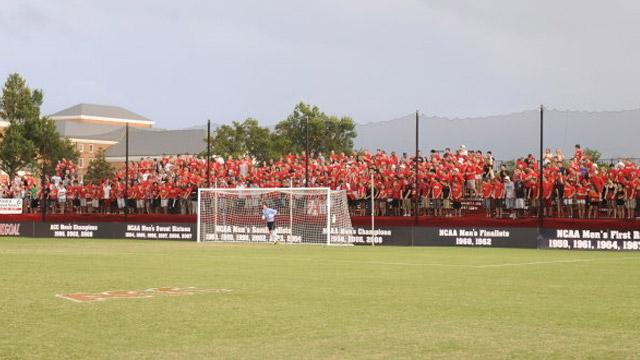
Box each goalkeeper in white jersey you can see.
[261,203,279,243]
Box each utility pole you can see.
[305,116,309,187]
[207,119,211,188]
[414,110,419,225]
[125,123,129,218]
[538,105,544,229]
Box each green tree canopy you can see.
[84,149,114,184]
[274,102,356,156]
[0,122,35,179]
[203,103,357,163]
[209,122,247,159]
[0,73,78,177]
[583,147,603,165]
[207,118,280,163]
[25,116,79,175]
[0,73,43,122]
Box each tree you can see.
[584,147,603,165]
[206,118,281,163]
[0,122,35,179]
[0,73,78,176]
[202,103,357,163]
[84,149,114,184]
[0,73,43,122]
[274,102,356,156]
[243,118,281,162]
[501,160,516,171]
[26,116,79,175]
[209,122,246,159]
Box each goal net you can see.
[197,188,353,245]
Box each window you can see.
[78,158,84,168]
[78,144,84,153]
[89,144,94,153]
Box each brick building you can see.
[50,104,206,177]
[50,104,155,172]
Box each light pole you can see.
[305,116,309,187]
[538,105,544,228]
[207,119,211,188]
[40,144,46,222]
[125,123,129,217]
[414,110,419,225]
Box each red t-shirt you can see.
[481,182,493,198]
[419,182,430,197]
[530,183,540,199]
[625,180,637,198]
[159,184,170,199]
[93,186,102,199]
[169,186,180,199]
[493,182,505,199]
[49,187,58,200]
[66,185,76,199]
[563,184,575,198]
[431,182,443,199]
[574,148,583,162]
[576,185,589,200]
[591,175,605,194]
[451,181,463,201]
[84,185,93,199]
[391,184,402,199]
[543,180,554,199]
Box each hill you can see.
[354,109,640,161]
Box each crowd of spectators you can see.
[1,144,639,220]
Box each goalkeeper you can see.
[261,203,279,243]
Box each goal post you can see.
[197,187,353,245]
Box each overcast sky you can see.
[1,0,639,128]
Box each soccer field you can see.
[1,238,639,359]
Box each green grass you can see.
[1,238,639,359]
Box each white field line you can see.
[55,294,86,303]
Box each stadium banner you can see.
[6,221,640,251]
[0,198,23,214]
[329,227,391,245]
[538,228,640,251]
[418,227,538,248]
[0,222,31,237]
[210,225,302,243]
[32,223,195,241]
[34,223,111,238]
[374,227,539,248]
[206,226,386,244]
[118,223,195,240]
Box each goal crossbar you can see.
[197,187,351,245]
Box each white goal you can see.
[197,188,353,245]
